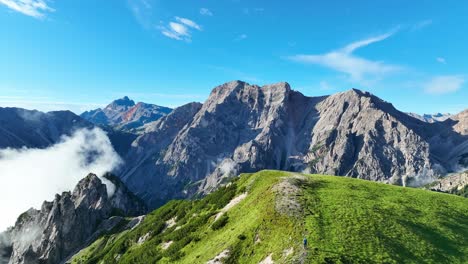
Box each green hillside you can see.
[70,171,468,264]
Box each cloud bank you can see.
[0,0,54,19]
[0,128,122,232]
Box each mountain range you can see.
[407,112,452,123]
[0,80,467,263]
[115,81,468,208]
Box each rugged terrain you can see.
[427,171,468,197]
[407,112,452,123]
[0,173,146,264]
[1,81,466,209]
[80,96,172,131]
[117,81,468,208]
[0,108,91,149]
[69,170,468,264]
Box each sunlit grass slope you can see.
[71,170,468,264]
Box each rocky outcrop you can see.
[427,171,468,194]
[120,102,203,206]
[2,173,146,264]
[119,81,467,208]
[80,96,172,130]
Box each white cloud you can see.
[235,34,247,41]
[436,57,447,64]
[0,0,54,19]
[128,0,154,28]
[200,8,213,16]
[412,19,432,31]
[424,75,465,94]
[159,17,202,41]
[169,22,189,36]
[0,128,122,231]
[288,29,402,83]
[175,16,202,30]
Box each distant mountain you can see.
[0,107,136,158]
[0,108,92,149]
[2,173,146,264]
[80,96,172,131]
[407,112,452,123]
[119,81,468,208]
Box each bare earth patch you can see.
[161,240,173,250]
[272,175,304,217]
[283,247,294,257]
[163,216,177,232]
[206,249,230,264]
[259,253,274,264]
[137,232,150,245]
[215,193,247,220]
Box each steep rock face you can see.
[308,89,440,186]
[3,174,146,264]
[80,97,172,130]
[0,108,92,149]
[119,81,467,208]
[453,109,468,135]
[120,102,203,205]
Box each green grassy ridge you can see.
[71,171,468,264]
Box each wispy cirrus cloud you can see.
[200,8,213,16]
[436,57,447,64]
[127,0,156,29]
[424,75,465,94]
[159,17,202,41]
[0,0,54,19]
[288,28,402,84]
[411,19,432,31]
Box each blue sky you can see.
[0,0,467,114]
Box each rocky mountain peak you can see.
[3,173,146,264]
[81,97,172,130]
[118,81,468,208]
[108,96,135,108]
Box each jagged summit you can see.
[117,81,468,208]
[80,97,172,131]
[108,96,135,108]
[3,173,146,264]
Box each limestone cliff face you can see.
[3,174,146,264]
[307,89,439,186]
[119,81,467,208]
